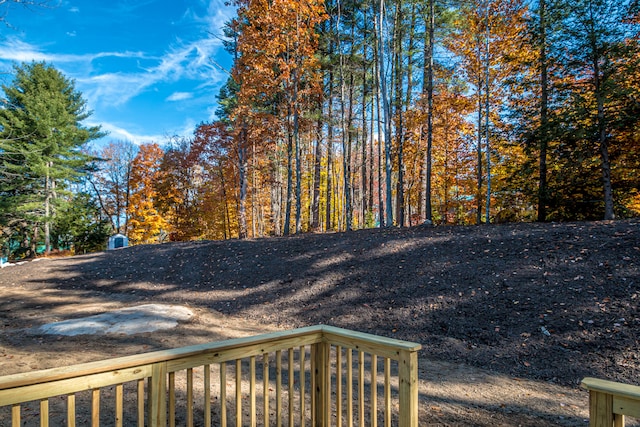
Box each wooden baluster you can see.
[250,357,256,427]
[347,348,353,427]
[187,368,194,427]
[67,394,76,427]
[358,351,365,427]
[263,353,269,427]
[276,350,282,427]
[371,355,378,427]
[204,365,211,427]
[384,358,390,427]
[91,389,99,427]
[137,379,145,425]
[115,385,123,427]
[220,362,227,427]
[235,359,242,426]
[336,346,342,427]
[169,372,176,427]
[289,348,295,427]
[300,346,306,427]
[11,404,20,427]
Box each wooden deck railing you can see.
[582,377,640,427]
[0,325,421,426]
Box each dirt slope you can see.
[0,220,638,426]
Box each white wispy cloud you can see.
[96,122,165,146]
[0,2,235,145]
[167,92,193,102]
[0,37,147,65]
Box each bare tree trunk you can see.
[271,149,283,236]
[377,0,394,227]
[293,69,303,234]
[537,0,549,222]
[484,0,491,224]
[311,111,323,232]
[423,0,434,224]
[219,166,230,240]
[393,1,405,227]
[251,142,257,238]
[373,12,385,227]
[284,123,293,235]
[594,53,614,220]
[237,128,249,239]
[476,79,483,225]
[44,162,51,254]
[338,2,353,232]
[326,69,335,232]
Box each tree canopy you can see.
[0,62,103,256]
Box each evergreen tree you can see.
[52,192,111,254]
[0,62,103,255]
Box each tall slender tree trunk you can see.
[124,164,132,234]
[238,127,249,239]
[537,0,549,222]
[219,166,230,240]
[373,14,385,227]
[594,56,614,220]
[284,124,294,235]
[368,81,375,225]
[484,0,491,224]
[476,76,484,225]
[338,3,353,232]
[377,0,394,227]
[44,163,52,254]
[326,69,335,231]
[293,69,303,233]
[393,1,406,227]
[423,0,434,224]
[311,109,323,232]
[271,149,283,236]
[252,142,257,237]
[361,12,369,227]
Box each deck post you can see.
[148,362,167,426]
[312,341,330,427]
[398,349,419,427]
[588,390,616,427]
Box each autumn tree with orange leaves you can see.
[231,0,327,237]
[126,143,168,244]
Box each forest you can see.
[1,0,639,256]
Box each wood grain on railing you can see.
[0,325,421,426]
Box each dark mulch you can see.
[1,219,638,387]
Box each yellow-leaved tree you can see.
[126,143,168,245]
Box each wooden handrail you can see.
[0,325,325,391]
[582,377,640,427]
[0,325,421,427]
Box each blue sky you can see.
[0,0,235,146]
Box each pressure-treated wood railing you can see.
[0,325,421,426]
[582,377,640,427]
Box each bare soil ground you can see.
[0,220,639,426]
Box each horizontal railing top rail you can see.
[0,324,421,391]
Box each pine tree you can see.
[0,62,103,255]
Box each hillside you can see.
[0,220,638,425]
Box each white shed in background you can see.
[107,234,129,250]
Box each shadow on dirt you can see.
[0,220,638,390]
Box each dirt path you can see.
[1,220,638,425]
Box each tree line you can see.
[167,0,640,238]
[1,0,639,257]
